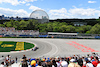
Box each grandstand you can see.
[0,27,39,37]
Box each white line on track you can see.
[37,40,59,57]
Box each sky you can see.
[0,0,100,19]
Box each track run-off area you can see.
[0,38,100,60]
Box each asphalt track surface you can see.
[0,38,100,61]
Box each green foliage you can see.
[19,20,27,30]
[39,23,47,32]
[2,19,39,30]
[0,24,5,27]
[27,19,38,30]
[75,25,92,33]
[1,19,100,34]
[52,22,60,32]
[66,25,75,32]
[4,20,13,27]
[90,23,100,34]
[75,27,84,33]
[47,23,53,31]
[59,25,67,32]
[86,31,90,34]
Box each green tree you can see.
[4,20,14,27]
[47,23,53,32]
[0,24,5,27]
[19,20,27,30]
[75,27,84,33]
[52,22,60,32]
[39,23,47,32]
[59,25,67,32]
[86,31,90,34]
[12,21,20,29]
[27,19,39,30]
[90,23,100,34]
[81,25,92,33]
[75,25,92,33]
[66,25,75,32]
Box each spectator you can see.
[22,55,28,62]
[31,60,37,67]
[60,58,68,67]
[41,59,47,67]
[22,59,28,67]
[15,57,18,63]
[77,57,83,67]
[52,58,57,67]
[68,59,80,67]
[22,55,27,59]
[2,52,100,67]
[0,62,5,67]
[92,57,99,67]
[97,59,100,67]
[46,59,52,67]
[5,55,11,66]
[85,58,93,67]
[56,59,60,67]
[6,55,10,61]
[36,61,43,67]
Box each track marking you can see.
[66,41,99,52]
[36,40,59,57]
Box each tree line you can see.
[0,19,100,34]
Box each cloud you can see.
[0,7,30,17]
[26,3,30,6]
[0,0,37,5]
[19,1,26,4]
[49,8,71,19]
[88,1,96,3]
[0,0,26,5]
[69,7,100,17]
[29,5,43,11]
[25,0,37,2]
[49,8,67,14]
[49,7,100,19]
[0,0,19,5]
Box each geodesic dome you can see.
[30,10,49,23]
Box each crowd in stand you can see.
[0,27,15,33]
[1,53,100,67]
[0,27,39,35]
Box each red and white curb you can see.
[10,47,36,53]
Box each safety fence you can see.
[0,34,100,39]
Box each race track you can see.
[0,38,100,61]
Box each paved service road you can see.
[0,38,100,61]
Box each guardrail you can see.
[0,34,100,39]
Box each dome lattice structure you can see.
[30,10,49,23]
